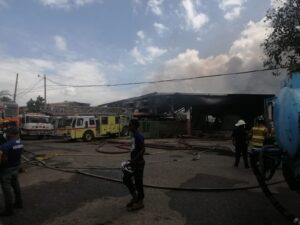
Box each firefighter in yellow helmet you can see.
[250,115,268,150]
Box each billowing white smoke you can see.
[144,18,284,95]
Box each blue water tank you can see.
[275,72,300,168]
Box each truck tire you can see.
[83,131,94,142]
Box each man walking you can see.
[232,119,249,168]
[0,127,23,216]
[122,119,145,211]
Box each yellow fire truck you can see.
[55,115,129,141]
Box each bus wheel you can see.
[83,131,94,142]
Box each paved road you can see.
[0,139,297,225]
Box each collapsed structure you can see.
[100,92,273,138]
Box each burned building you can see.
[100,92,273,137]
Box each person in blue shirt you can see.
[0,127,23,216]
[0,128,6,145]
[122,119,145,211]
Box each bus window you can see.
[89,118,95,126]
[85,121,88,128]
[115,117,120,124]
[101,117,108,125]
[76,118,84,127]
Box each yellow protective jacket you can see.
[251,126,267,147]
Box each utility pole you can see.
[38,74,47,111]
[13,73,19,102]
[44,74,47,110]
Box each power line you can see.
[46,68,283,88]
[18,86,63,96]
[17,84,74,97]
[13,67,284,98]
[16,87,63,102]
[17,78,43,96]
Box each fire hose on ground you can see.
[22,137,298,224]
[21,146,285,193]
[250,150,300,225]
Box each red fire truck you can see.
[0,101,19,130]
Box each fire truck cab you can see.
[19,113,54,138]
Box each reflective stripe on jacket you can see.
[251,126,267,147]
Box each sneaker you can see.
[128,200,144,211]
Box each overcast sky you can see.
[0,0,284,106]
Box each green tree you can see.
[26,95,45,112]
[262,0,300,75]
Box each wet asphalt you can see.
[0,174,127,225]
[168,175,293,225]
[0,139,298,225]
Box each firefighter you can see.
[122,119,145,211]
[264,120,276,145]
[250,115,269,150]
[232,120,249,168]
[0,127,23,216]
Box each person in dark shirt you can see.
[0,127,23,216]
[122,119,145,211]
[0,129,6,145]
[232,120,249,168]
